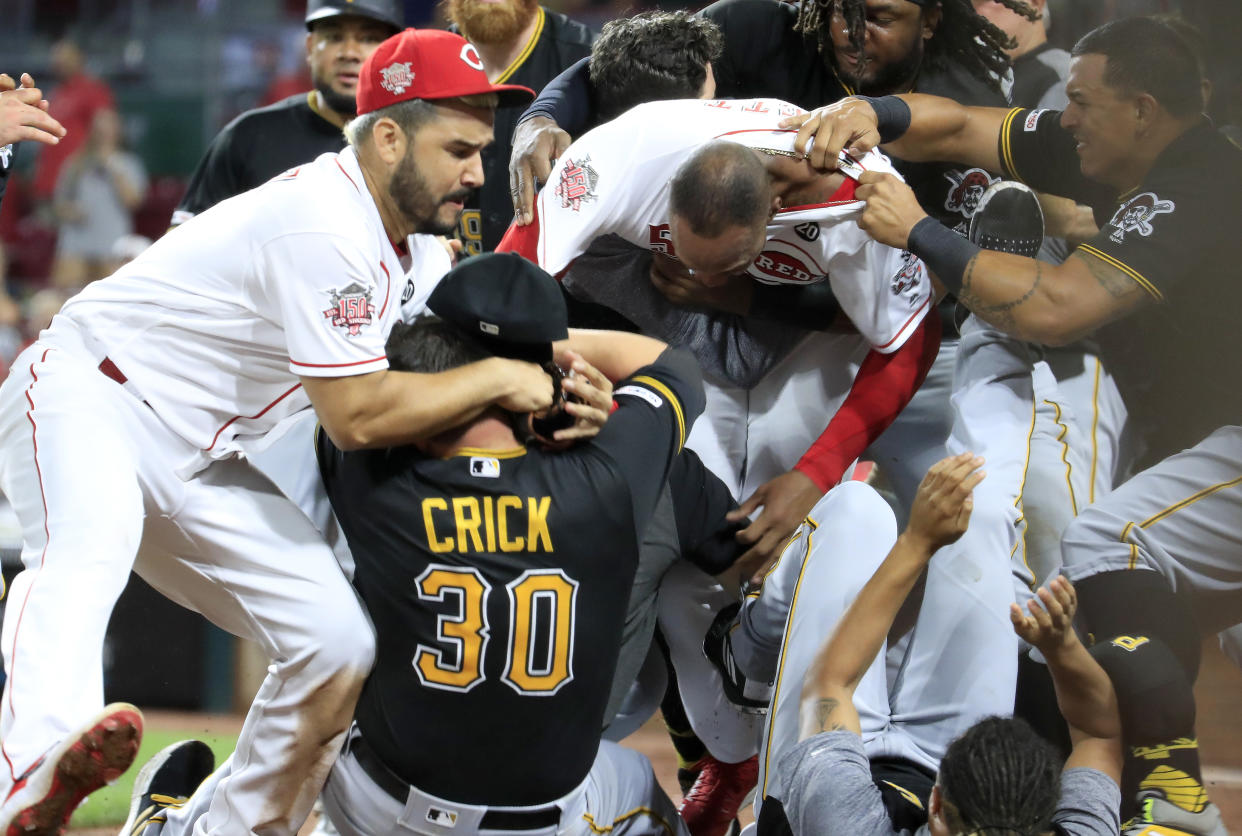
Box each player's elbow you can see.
[317,419,372,452]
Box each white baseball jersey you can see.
[57,148,406,470]
[531,98,932,353]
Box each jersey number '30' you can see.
[412,565,579,696]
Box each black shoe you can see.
[121,740,215,836]
[703,603,771,715]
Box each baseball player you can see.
[754,453,1122,835]
[171,0,402,227]
[0,73,65,209]
[788,15,1240,832]
[317,254,700,836]
[0,29,550,836]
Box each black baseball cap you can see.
[427,253,568,364]
[306,0,403,32]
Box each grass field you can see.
[69,727,238,829]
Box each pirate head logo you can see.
[943,168,1000,218]
[891,251,925,306]
[379,61,415,95]
[1107,192,1175,243]
[323,282,376,336]
[555,155,599,212]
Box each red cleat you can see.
[678,754,758,836]
[1,703,143,836]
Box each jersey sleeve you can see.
[1072,167,1209,301]
[173,124,246,225]
[259,232,391,378]
[996,107,1098,202]
[773,733,903,836]
[534,134,627,276]
[590,347,706,533]
[824,238,932,353]
[667,448,745,576]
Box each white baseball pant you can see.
[0,325,374,836]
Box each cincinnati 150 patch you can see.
[1107,192,1175,243]
[892,252,926,307]
[323,282,376,336]
[555,156,599,211]
[379,61,414,95]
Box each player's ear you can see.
[305,32,315,64]
[1134,92,1160,133]
[768,194,782,220]
[371,116,408,166]
[920,4,942,40]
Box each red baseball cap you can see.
[356,28,535,115]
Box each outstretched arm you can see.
[799,453,985,738]
[1011,578,1124,783]
[0,73,65,148]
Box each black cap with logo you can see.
[427,253,568,365]
[306,0,404,32]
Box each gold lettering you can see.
[422,498,453,553]
[482,496,496,552]
[497,496,524,551]
[453,497,484,552]
[1111,635,1150,652]
[528,496,552,552]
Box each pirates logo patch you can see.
[555,156,599,211]
[943,168,1000,218]
[379,61,415,95]
[323,282,376,336]
[1107,192,1175,243]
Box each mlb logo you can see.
[469,457,500,478]
[426,807,458,828]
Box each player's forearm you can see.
[794,314,940,490]
[882,95,1006,173]
[1043,636,1123,743]
[307,359,523,450]
[802,531,936,730]
[558,329,667,381]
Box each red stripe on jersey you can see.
[205,382,304,452]
[335,159,359,193]
[712,128,798,140]
[780,178,859,213]
[874,295,931,351]
[289,355,387,369]
[497,206,542,264]
[378,262,393,319]
[3,349,54,777]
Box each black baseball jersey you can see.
[455,8,593,255]
[999,108,1242,462]
[173,93,345,223]
[318,348,704,806]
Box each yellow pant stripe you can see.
[1119,475,1242,568]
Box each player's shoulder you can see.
[218,94,316,139]
[250,151,378,241]
[539,8,595,49]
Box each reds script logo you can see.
[943,168,1000,218]
[891,251,925,307]
[555,156,599,211]
[1107,192,1175,243]
[379,61,414,95]
[323,282,376,336]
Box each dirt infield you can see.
[69,637,1241,835]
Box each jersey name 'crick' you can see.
[421,495,554,553]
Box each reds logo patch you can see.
[891,252,925,307]
[379,61,414,95]
[943,168,1000,218]
[323,282,376,336]
[1107,192,1175,243]
[555,156,599,211]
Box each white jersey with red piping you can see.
[532,97,932,353]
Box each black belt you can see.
[348,733,562,831]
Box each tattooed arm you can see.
[798,453,985,739]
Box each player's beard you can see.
[447,0,539,46]
[390,150,470,236]
[832,31,925,96]
[313,77,358,118]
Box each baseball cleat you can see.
[121,739,215,836]
[0,702,143,836]
[703,603,772,715]
[678,754,758,836]
[1121,792,1227,836]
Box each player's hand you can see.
[549,350,614,443]
[855,171,929,250]
[904,452,985,553]
[1010,576,1079,655]
[779,98,882,172]
[510,116,570,226]
[648,255,753,315]
[437,235,464,265]
[727,469,823,584]
[493,357,556,413]
[0,73,65,147]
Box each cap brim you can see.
[423,82,536,108]
[306,6,402,31]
